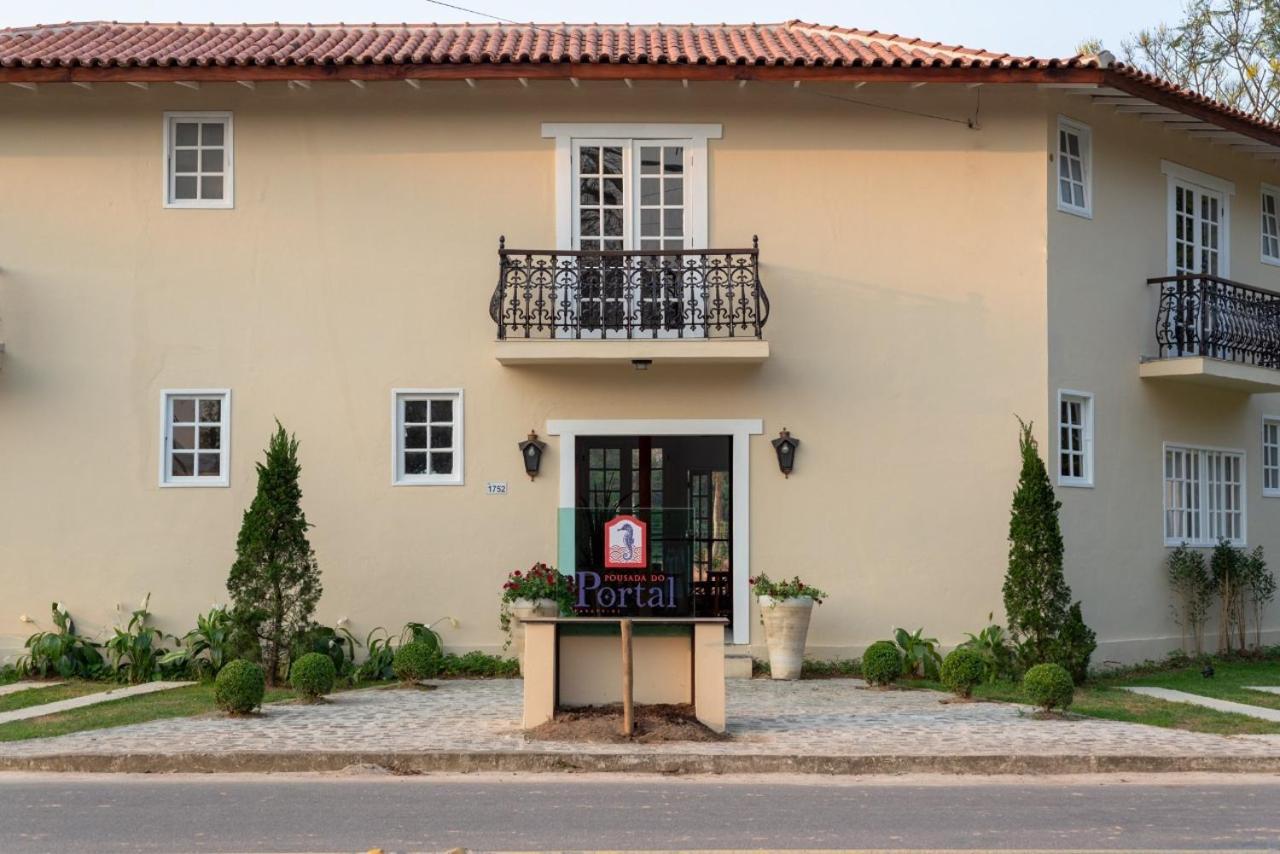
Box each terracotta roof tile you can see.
[0,20,1089,69]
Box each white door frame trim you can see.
[546,417,762,645]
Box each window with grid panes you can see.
[1164,445,1245,546]
[1263,186,1280,264]
[1265,418,1280,496]
[1056,118,1091,217]
[394,391,462,485]
[162,391,229,486]
[165,113,232,207]
[1058,391,1093,486]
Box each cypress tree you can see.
[227,422,322,686]
[1002,419,1074,668]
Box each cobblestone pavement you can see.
[2,678,1279,758]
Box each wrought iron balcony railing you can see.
[491,238,769,340]
[1151,274,1280,368]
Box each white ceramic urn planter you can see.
[758,595,815,680]
[510,597,559,675]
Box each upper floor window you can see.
[1057,390,1094,487]
[542,123,720,251]
[161,389,230,487]
[1264,416,1280,497]
[1056,117,1092,218]
[164,112,233,209]
[392,389,463,485]
[1162,161,1233,277]
[1262,185,1280,265]
[1163,444,1245,546]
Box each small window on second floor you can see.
[164,112,233,209]
[1058,390,1094,487]
[1262,185,1280,265]
[1056,117,1092,218]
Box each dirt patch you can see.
[527,703,729,744]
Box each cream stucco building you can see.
[2,21,1279,666]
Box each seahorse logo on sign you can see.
[604,514,647,569]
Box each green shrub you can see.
[392,641,440,683]
[1023,662,1074,712]
[289,652,336,700]
[437,651,519,679]
[214,659,266,714]
[940,648,986,698]
[861,641,902,686]
[19,602,105,680]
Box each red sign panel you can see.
[603,514,647,569]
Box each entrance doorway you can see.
[574,435,733,621]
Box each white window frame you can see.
[1162,442,1247,547]
[1261,184,1280,266]
[163,111,234,209]
[542,123,720,251]
[1055,116,1092,219]
[159,389,231,487]
[391,388,464,486]
[1264,416,1280,497]
[1161,160,1233,277]
[1057,389,1094,488]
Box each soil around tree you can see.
[526,703,730,743]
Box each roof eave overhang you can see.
[2,61,1277,148]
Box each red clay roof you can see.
[2,20,1277,145]
[0,20,1095,69]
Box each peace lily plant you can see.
[751,573,827,680]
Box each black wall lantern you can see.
[772,428,800,478]
[518,430,547,480]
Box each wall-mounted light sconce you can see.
[518,430,547,480]
[631,359,653,371]
[772,428,799,478]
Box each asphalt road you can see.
[3,771,1280,852]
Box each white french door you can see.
[1170,179,1226,276]
[566,139,700,339]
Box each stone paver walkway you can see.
[1123,687,1280,723]
[0,682,61,698]
[0,681,194,725]
[1,679,1278,759]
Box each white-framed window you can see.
[1057,390,1094,487]
[1262,184,1280,265]
[1264,417,1280,496]
[160,389,230,487]
[392,389,463,486]
[1163,443,1246,546]
[542,123,719,251]
[1162,161,1233,277]
[1056,117,1092,218]
[163,111,233,209]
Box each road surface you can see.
[2,771,1279,852]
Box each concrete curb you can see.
[2,751,1280,775]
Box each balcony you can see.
[490,240,770,365]
[1142,274,1280,393]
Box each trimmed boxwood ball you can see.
[393,641,440,683]
[1023,662,1075,712]
[940,648,986,698]
[289,652,336,701]
[214,659,266,714]
[861,640,903,687]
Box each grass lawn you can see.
[0,683,297,743]
[909,659,1280,736]
[0,681,112,714]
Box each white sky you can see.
[1,0,1184,58]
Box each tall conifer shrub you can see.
[1002,419,1096,682]
[226,422,322,685]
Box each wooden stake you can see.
[620,618,634,737]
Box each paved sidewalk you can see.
[1124,686,1280,723]
[0,681,195,725]
[1,679,1279,774]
